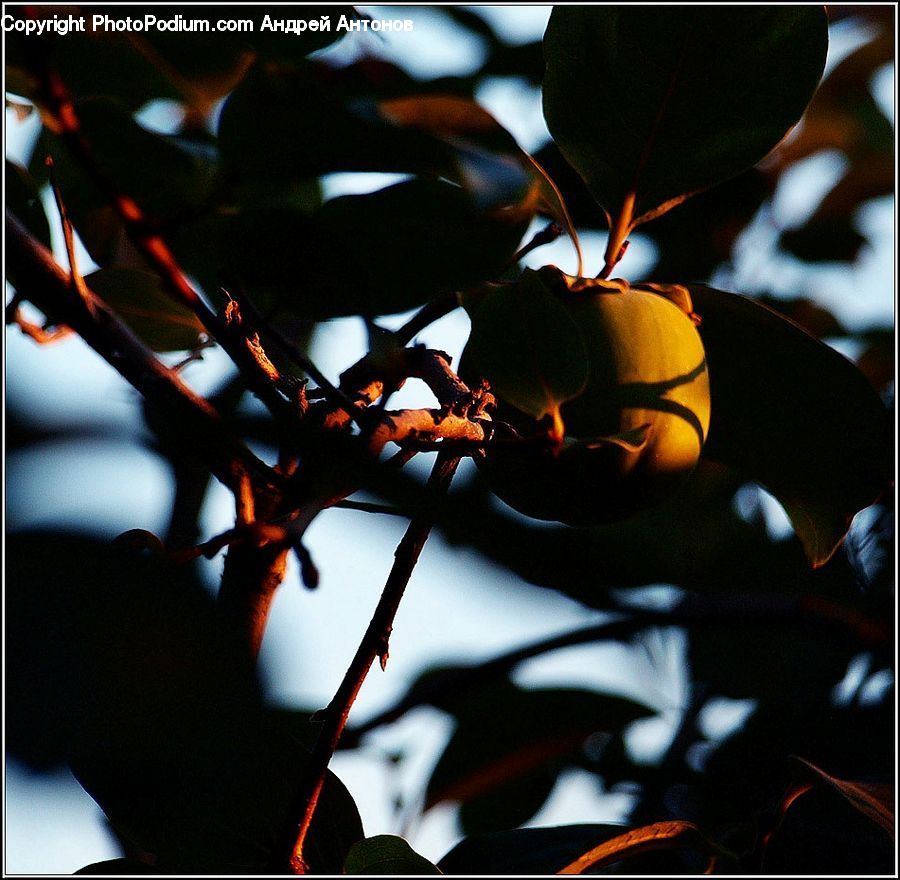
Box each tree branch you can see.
[274,452,462,874]
[339,592,890,747]
[6,211,274,495]
[7,212,294,659]
[394,292,461,346]
[27,55,310,430]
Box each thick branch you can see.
[219,541,290,659]
[367,407,489,456]
[274,452,461,874]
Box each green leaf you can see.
[85,268,205,351]
[6,160,51,249]
[690,285,893,567]
[542,7,828,238]
[438,824,637,875]
[232,179,532,319]
[344,835,441,875]
[463,270,589,422]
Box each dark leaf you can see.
[29,100,217,266]
[425,680,652,833]
[6,159,52,249]
[379,93,521,158]
[5,531,363,873]
[362,458,808,602]
[344,835,441,875]
[458,772,558,838]
[463,270,589,422]
[85,268,205,351]
[793,757,894,838]
[217,64,450,183]
[771,24,893,166]
[691,285,893,566]
[530,141,609,232]
[75,859,158,874]
[378,93,534,207]
[693,673,895,842]
[764,778,895,874]
[233,179,533,319]
[437,822,722,875]
[542,7,828,230]
[780,217,867,263]
[438,824,635,875]
[377,95,577,256]
[4,12,179,110]
[688,602,857,700]
[220,68,536,211]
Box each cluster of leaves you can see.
[6,4,894,876]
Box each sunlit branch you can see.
[6,211,274,495]
[276,452,461,874]
[26,52,313,430]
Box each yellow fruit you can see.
[465,267,711,524]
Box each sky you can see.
[4,5,895,873]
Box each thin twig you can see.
[274,452,462,874]
[332,499,410,517]
[226,284,362,420]
[45,155,95,311]
[508,220,563,267]
[8,309,72,344]
[6,211,273,494]
[394,292,461,346]
[29,56,309,428]
[388,222,566,349]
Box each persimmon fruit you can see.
[464,266,711,524]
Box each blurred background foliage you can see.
[5,4,894,874]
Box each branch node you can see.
[293,541,320,590]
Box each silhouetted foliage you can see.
[5,5,894,875]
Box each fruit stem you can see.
[599,192,635,279]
